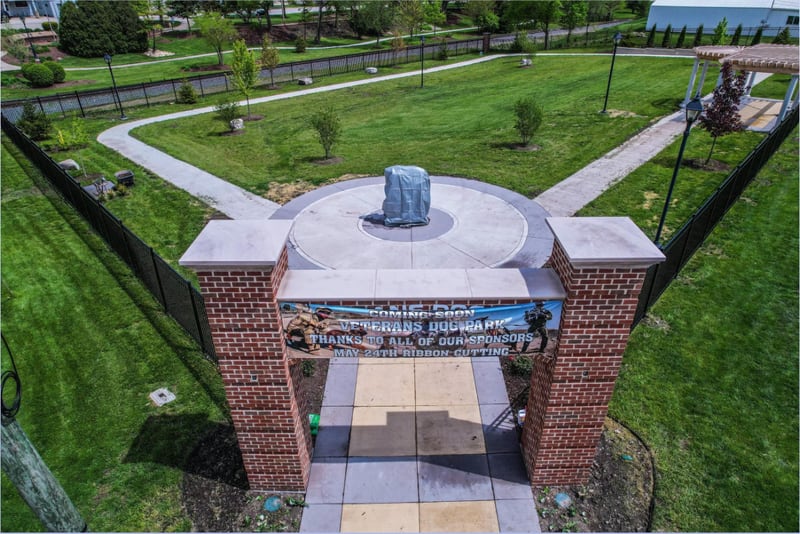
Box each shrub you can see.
[55,117,88,150]
[436,37,449,60]
[513,96,543,146]
[301,360,315,377]
[17,101,51,140]
[176,79,198,104]
[692,24,704,47]
[509,354,533,376]
[58,0,147,57]
[43,61,66,83]
[646,24,656,47]
[41,21,58,31]
[214,100,240,130]
[295,36,307,53]
[661,24,672,48]
[751,26,763,45]
[510,31,536,54]
[730,24,743,45]
[675,25,687,48]
[22,63,54,87]
[772,27,791,44]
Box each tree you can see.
[711,17,728,45]
[230,39,259,118]
[465,0,499,33]
[176,78,198,103]
[675,25,687,47]
[390,30,406,65]
[692,24,704,47]
[314,0,327,44]
[750,26,762,45]
[260,34,280,87]
[697,62,747,165]
[772,26,791,44]
[309,105,341,159]
[626,0,651,18]
[422,0,445,36]
[533,1,562,50]
[646,24,656,47]
[18,101,51,140]
[196,12,237,65]
[513,97,543,146]
[661,23,672,48]
[730,23,742,45]
[166,0,198,33]
[58,0,147,57]
[351,1,396,48]
[560,1,587,46]
[397,0,425,40]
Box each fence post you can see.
[56,94,66,118]
[36,97,45,114]
[150,248,169,311]
[171,78,177,101]
[141,83,150,107]
[224,74,229,92]
[73,92,85,118]
[198,76,205,97]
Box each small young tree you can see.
[646,24,656,47]
[260,35,280,88]
[675,25,687,47]
[697,62,747,165]
[176,79,198,104]
[295,36,307,53]
[390,30,406,65]
[692,24,704,47]
[196,12,237,65]
[661,24,672,47]
[730,23,742,45]
[17,101,51,140]
[711,17,728,45]
[560,0,587,46]
[423,0,445,36]
[309,105,341,159]
[513,97,543,146]
[751,26,763,45]
[772,26,791,44]
[230,39,259,118]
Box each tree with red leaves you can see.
[698,61,748,165]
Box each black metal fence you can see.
[633,105,799,327]
[1,115,217,362]
[0,38,483,123]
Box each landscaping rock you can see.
[230,118,244,131]
[298,77,313,85]
[59,159,80,171]
[520,58,532,67]
[365,67,378,74]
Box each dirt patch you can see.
[606,109,644,118]
[180,359,328,532]
[500,355,654,532]
[512,143,542,152]
[265,180,317,203]
[313,156,344,166]
[684,158,731,172]
[642,191,659,210]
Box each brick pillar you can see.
[521,217,664,486]
[180,220,311,491]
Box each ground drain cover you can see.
[149,388,176,406]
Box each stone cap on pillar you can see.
[179,220,292,270]
[546,217,665,268]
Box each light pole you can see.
[600,31,622,114]
[654,97,704,245]
[420,35,425,88]
[104,53,126,120]
[19,16,39,62]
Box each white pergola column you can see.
[777,74,799,125]
[744,71,758,97]
[682,57,701,108]
[694,60,710,98]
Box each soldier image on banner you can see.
[520,301,553,353]
[285,305,331,353]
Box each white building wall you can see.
[647,2,799,38]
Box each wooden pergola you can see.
[683,44,799,128]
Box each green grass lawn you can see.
[0,136,229,532]
[581,128,799,531]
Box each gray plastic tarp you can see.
[382,165,431,226]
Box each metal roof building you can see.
[647,0,799,38]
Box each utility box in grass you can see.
[382,165,430,227]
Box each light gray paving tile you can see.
[299,503,342,532]
[480,403,521,454]
[495,498,541,533]
[472,358,511,405]
[321,361,358,407]
[417,454,494,502]
[305,458,347,504]
[343,456,418,504]
[314,406,352,458]
[488,453,534,500]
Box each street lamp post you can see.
[653,97,704,245]
[103,53,126,120]
[420,36,425,88]
[600,31,623,114]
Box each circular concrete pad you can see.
[271,176,554,270]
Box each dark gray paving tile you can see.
[496,498,541,533]
[480,403,521,454]
[343,456,418,504]
[472,358,510,405]
[417,454,494,502]
[322,361,358,407]
[299,503,342,532]
[488,453,534,500]
[306,457,347,504]
[314,406,352,458]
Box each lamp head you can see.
[613,32,622,44]
[420,36,424,44]
[685,97,703,124]
[104,53,112,65]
